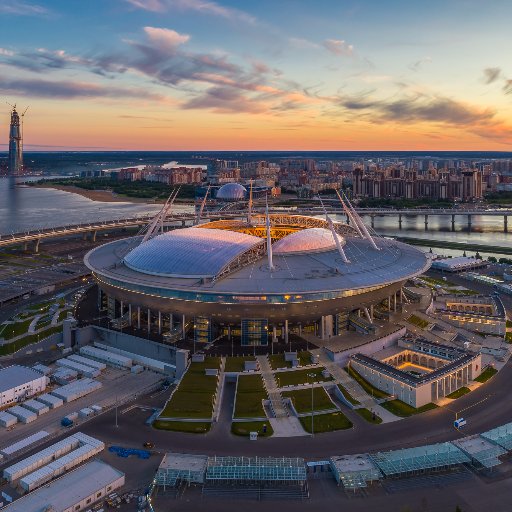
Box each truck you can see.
[61,412,78,427]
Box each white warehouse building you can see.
[0,366,48,407]
[3,460,125,512]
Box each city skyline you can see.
[1,0,511,151]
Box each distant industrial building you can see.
[3,459,125,512]
[0,365,48,407]
[431,256,488,273]
[349,338,482,407]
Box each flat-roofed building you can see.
[0,365,48,407]
[3,459,125,512]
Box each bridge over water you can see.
[1,207,512,251]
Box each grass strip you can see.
[475,367,498,383]
[299,412,352,433]
[381,400,438,417]
[233,374,267,419]
[345,366,390,399]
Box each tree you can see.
[488,256,497,263]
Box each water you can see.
[0,176,166,234]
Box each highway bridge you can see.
[2,207,512,251]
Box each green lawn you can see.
[282,387,335,414]
[35,317,52,331]
[233,374,267,419]
[475,367,498,383]
[0,325,62,356]
[337,384,360,405]
[446,387,471,399]
[355,408,383,424]
[275,368,332,387]
[231,421,273,437]
[57,309,71,323]
[407,314,429,329]
[160,358,221,419]
[268,351,312,370]
[224,356,256,373]
[299,412,352,433]
[153,420,211,433]
[1,318,33,340]
[505,332,512,343]
[381,400,438,417]
[345,366,390,399]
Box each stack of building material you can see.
[7,406,37,424]
[22,399,49,416]
[36,393,63,409]
[0,431,49,458]
[50,378,102,403]
[80,345,132,368]
[55,358,100,378]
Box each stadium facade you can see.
[85,208,430,347]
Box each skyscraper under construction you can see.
[8,106,23,175]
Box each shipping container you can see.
[36,394,63,409]
[80,346,132,368]
[67,354,106,371]
[32,364,52,376]
[0,412,17,428]
[22,400,49,416]
[8,406,37,424]
[55,359,101,378]
[0,431,49,457]
[78,408,94,419]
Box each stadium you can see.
[84,203,430,348]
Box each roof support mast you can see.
[248,180,253,225]
[195,185,211,225]
[265,194,274,272]
[319,195,349,264]
[335,189,363,238]
[142,187,180,244]
[336,189,379,251]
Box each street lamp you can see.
[308,372,316,437]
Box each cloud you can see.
[408,56,432,72]
[483,67,501,84]
[181,86,265,113]
[143,27,190,52]
[288,37,321,50]
[339,93,494,126]
[322,39,354,56]
[0,48,14,56]
[0,76,166,100]
[504,80,512,95]
[0,0,49,15]
[125,0,256,24]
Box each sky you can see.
[0,0,511,151]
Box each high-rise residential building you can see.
[8,107,23,175]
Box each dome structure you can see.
[124,227,264,278]
[216,183,247,201]
[273,227,345,255]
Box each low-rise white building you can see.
[3,459,125,512]
[0,366,48,407]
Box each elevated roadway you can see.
[2,206,512,251]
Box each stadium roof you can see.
[0,365,45,394]
[273,228,344,255]
[124,228,264,278]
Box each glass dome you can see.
[216,183,247,201]
[273,227,345,255]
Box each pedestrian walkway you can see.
[256,355,287,418]
[28,315,41,333]
[211,357,226,422]
[269,416,308,437]
[312,349,401,424]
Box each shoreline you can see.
[31,184,160,204]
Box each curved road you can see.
[81,357,512,459]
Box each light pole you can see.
[308,372,315,437]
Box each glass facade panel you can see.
[194,316,211,344]
[241,319,268,346]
